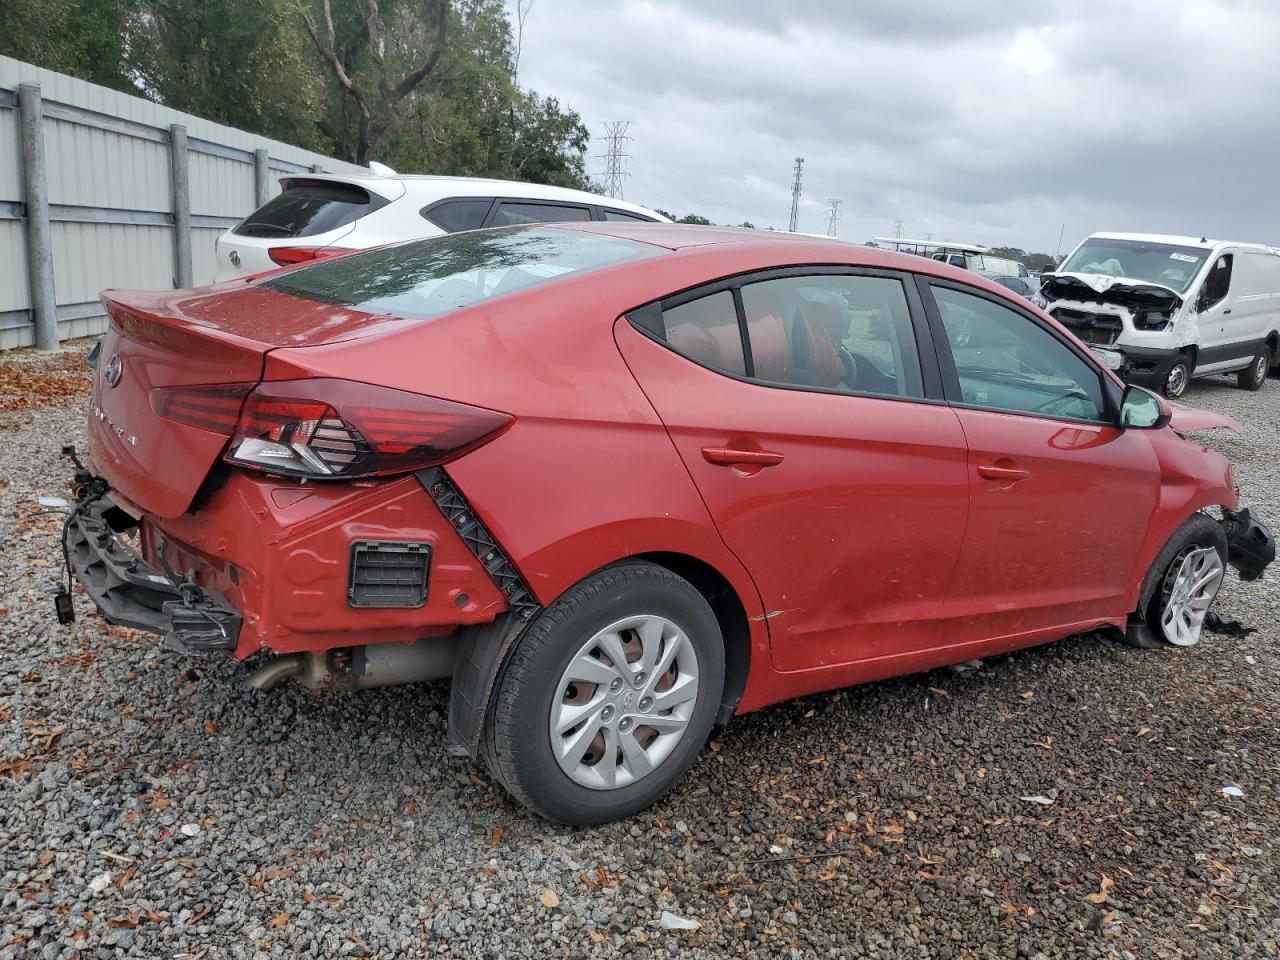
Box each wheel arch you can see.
[632,551,752,724]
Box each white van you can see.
[1043,232,1280,398]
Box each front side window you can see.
[261,226,662,321]
[490,201,592,227]
[738,275,924,398]
[1200,255,1233,309]
[933,286,1107,422]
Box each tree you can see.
[677,214,711,225]
[298,0,450,165]
[0,0,141,93]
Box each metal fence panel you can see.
[0,55,368,350]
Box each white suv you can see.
[214,174,670,280]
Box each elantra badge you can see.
[103,353,123,388]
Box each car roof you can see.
[281,172,668,221]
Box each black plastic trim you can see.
[415,467,540,620]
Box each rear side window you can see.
[260,226,662,321]
[234,180,386,238]
[491,201,592,226]
[422,198,493,233]
[602,209,656,223]
[659,292,746,375]
[739,275,923,398]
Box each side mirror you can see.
[1119,384,1170,429]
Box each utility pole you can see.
[600,121,632,199]
[894,219,905,239]
[788,157,804,233]
[825,198,842,237]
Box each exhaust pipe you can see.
[245,637,457,692]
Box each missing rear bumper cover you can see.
[62,493,241,653]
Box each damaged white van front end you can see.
[1043,233,1280,398]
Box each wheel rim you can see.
[1159,545,1225,646]
[1166,363,1188,397]
[1255,353,1267,381]
[549,614,700,790]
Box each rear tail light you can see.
[267,246,355,267]
[151,379,512,479]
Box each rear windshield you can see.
[259,226,664,320]
[234,180,387,239]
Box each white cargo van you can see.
[1042,232,1280,398]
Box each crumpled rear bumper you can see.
[1220,507,1275,582]
[63,496,241,652]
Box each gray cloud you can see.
[513,0,1280,253]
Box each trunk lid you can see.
[90,284,397,518]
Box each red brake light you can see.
[267,246,355,267]
[154,379,511,478]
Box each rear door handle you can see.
[1223,307,1232,315]
[702,447,785,467]
[977,464,1030,482]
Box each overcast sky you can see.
[512,0,1280,255]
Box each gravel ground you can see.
[1,345,1277,959]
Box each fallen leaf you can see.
[489,826,504,847]
[268,912,290,931]
[1083,891,1109,905]
[303,892,316,904]
[539,888,560,909]
[203,720,219,735]
[189,906,211,925]
[1137,727,1152,737]
[1019,690,1034,700]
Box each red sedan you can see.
[62,223,1273,823]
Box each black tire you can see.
[482,561,724,825]
[1123,513,1228,648]
[1236,345,1270,391]
[1162,355,1192,399]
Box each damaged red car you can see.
[61,223,1274,824]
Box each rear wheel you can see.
[483,561,724,824]
[1236,345,1270,391]
[1125,514,1228,648]
[1163,355,1191,399]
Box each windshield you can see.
[1059,238,1209,293]
[260,226,663,320]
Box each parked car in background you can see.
[1043,232,1280,398]
[975,270,1041,303]
[871,239,1031,277]
[214,174,670,280]
[65,224,1273,823]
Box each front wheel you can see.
[1236,345,1270,391]
[1163,355,1192,399]
[1125,514,1228,648]
[483,561,724,824]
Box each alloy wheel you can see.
[549,614,700,790]
[1158,545,1225,646]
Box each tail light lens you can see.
[267,246,355,267]
[151,379,512,479]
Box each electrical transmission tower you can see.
[825,199,842,237]
[894,219,905,239]
[788,157,804,232]
[600,122,632,199]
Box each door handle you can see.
[1223,307,1232,315]
[977,464,1030,482]
[702,447,785,467]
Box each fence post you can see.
[169,124,192,288]
[254,149,270,207]
[18,83,58,350]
